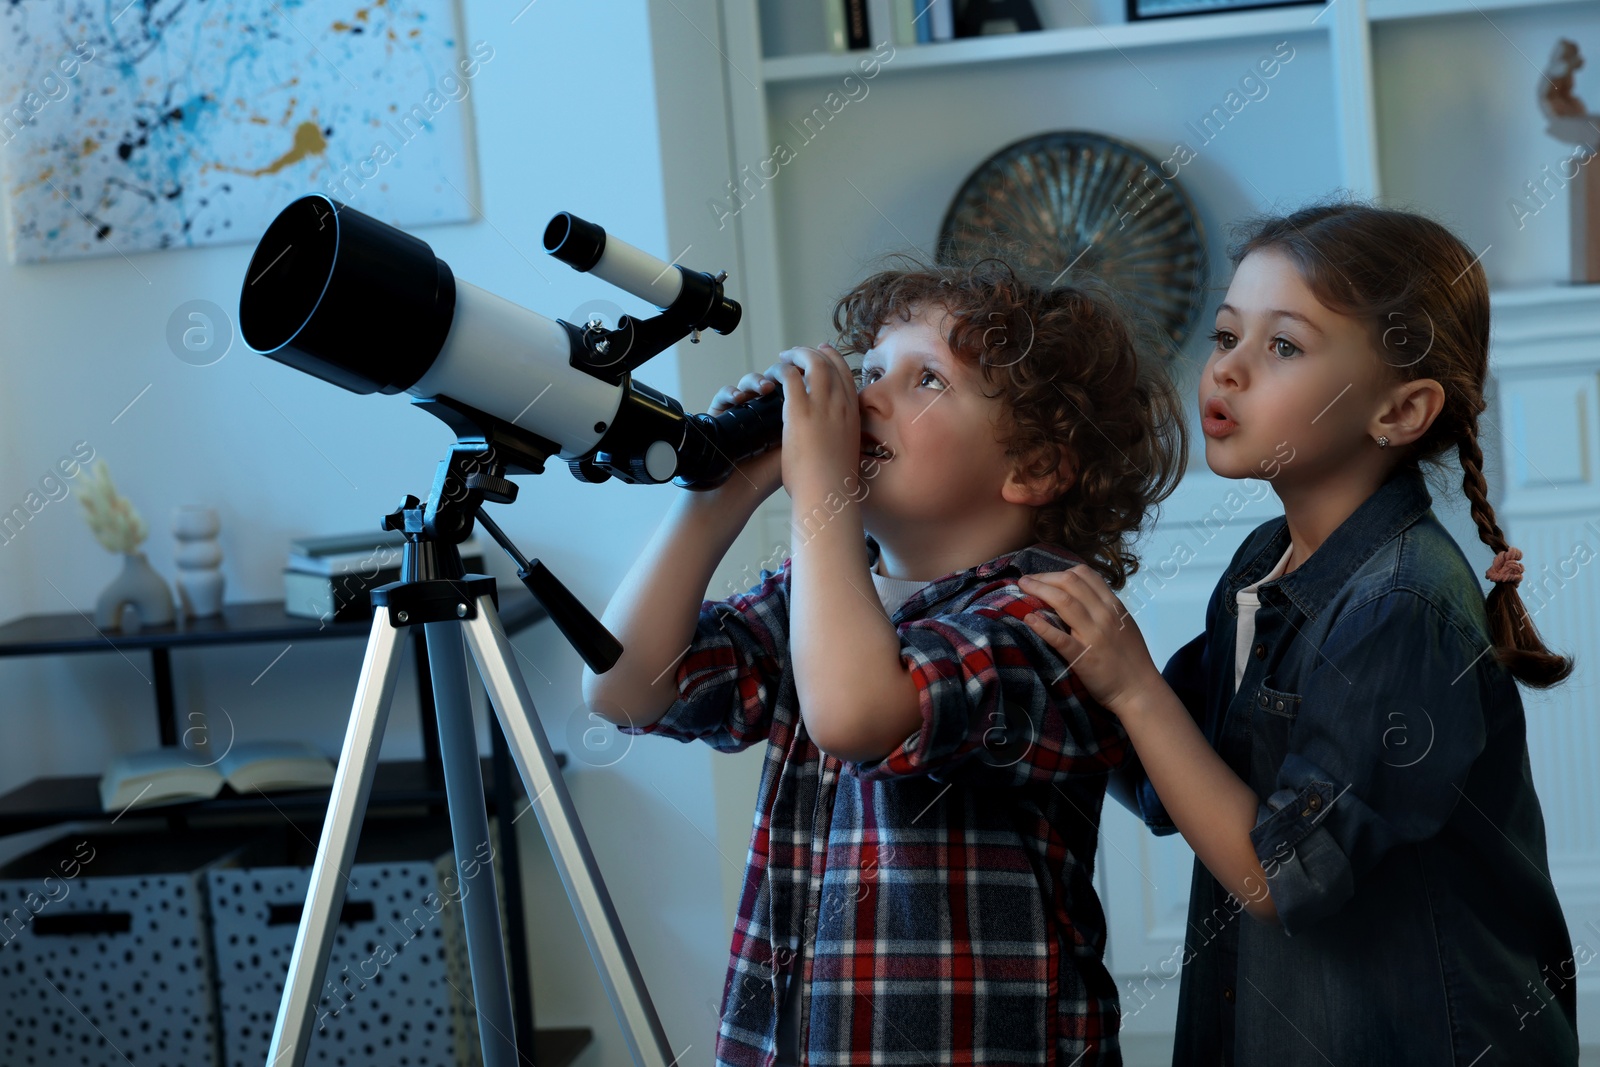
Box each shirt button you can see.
[1306,793,1323,812]
[1253,643,1266,660]
[1274,700,1285,711]
[1257,694,1269,708]
[1223,986,1236,1003]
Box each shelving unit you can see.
[0,588,592,1067]
[721,0,1600,313]
[649,0,1600,1049]
[755,0,1599,78]
[762,5,1328,81]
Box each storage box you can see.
[0,829,246,1067]
[205,819,502,1067]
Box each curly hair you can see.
[830,254,1188,591]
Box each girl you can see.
[1017,202,1580,1065]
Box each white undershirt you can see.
[870,565,930,619]
[1234,544,1295,694]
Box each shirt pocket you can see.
[1247,681,1301,790]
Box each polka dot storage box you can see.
[0,828,249,1066]
[204,817,495,1067]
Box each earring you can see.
[1376,435,1390,448]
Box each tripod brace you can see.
[264,408,675,1067]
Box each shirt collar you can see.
[1222,465,1435,622]
[865,535,1088,617]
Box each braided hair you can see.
[1230,202,1572,688]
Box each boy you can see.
[583,259,1186,1066]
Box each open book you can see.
[99,741,337,812]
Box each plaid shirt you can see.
[620,536,1132,1066]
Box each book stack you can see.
[825,0,1039,49]
[283,530,485,623]
[827,0,942,48]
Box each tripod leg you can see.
[461,595,678,1067]
[266,612,408,1067]
[423,621,519,1067]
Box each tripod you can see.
[265,408,677,1067]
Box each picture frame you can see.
[1126,0,1322,22]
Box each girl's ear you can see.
[1003,447,1077,507]
[1373,377,1446,447]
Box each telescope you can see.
[238,194,782,491]
[234,197,774,1067]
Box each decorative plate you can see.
[937,131,1208,351]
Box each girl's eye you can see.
[919,370,945,389]
[1208,329,1299,359]
[853,367,880,387]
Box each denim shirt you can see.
[1130,466,1579,1065]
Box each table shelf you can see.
[0,590,548,655]
[0,754,564,837]
[0,584,574,1065]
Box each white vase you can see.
[173,505,225,619]
[94,551,176,631]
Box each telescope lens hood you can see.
[239,195,456,395]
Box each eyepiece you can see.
[543,212,606,273]
[673,387,784,490]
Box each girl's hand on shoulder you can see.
[1017,567,1163,717]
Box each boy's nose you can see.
[857,380,889,417]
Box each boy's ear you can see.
[1003,446,1077,507]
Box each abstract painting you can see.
[0,0,484,263]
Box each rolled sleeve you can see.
[842,592,1130,786]
[1249,591,1489,934]
[618,564,790,754]
[1127,631,1211,836]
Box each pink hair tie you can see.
[1486,547,1525,586]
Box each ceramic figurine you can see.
[1540,39,1600,283]
[79,461,175,631]
[173,505,225,618]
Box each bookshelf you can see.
[683,0,1600,352]
[758,0,1600,81]
[762,6,1329,81]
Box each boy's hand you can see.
[770,342,859,501]
[706,372,784,502]
[1016,568,1164,718]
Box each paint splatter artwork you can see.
[0,0,483,263]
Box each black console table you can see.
[0,588,590,1067]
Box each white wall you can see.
[0,0,736,1063]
